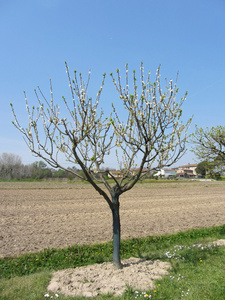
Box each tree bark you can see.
[111,187,122,269]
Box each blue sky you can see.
[1,0,225,168]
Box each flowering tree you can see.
[192,125,225,162]
[191,125,225,176]
[11,62,191,268]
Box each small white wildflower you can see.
[55,294,59,298]
[44,294,50,298]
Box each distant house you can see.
[154,168,177,178]
[154,163,198,179]
[174,164,198,178]
[108,163,198,179]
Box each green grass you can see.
[1,224,225,299]
[0,271,52,300]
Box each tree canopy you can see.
[191,125,225,162]
[11,62,192,268]
[195,161,214,177]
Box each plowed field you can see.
[0,180,225,258]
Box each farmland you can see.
[0,180,225,258]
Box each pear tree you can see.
[11,62,191,268]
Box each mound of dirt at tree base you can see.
[47,257,172,298]
[48,240,225,298]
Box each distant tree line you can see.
[0,152,87,180]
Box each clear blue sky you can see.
[1,0,225,168]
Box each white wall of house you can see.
[154,169,176,178]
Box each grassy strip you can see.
[134,242,225,300]
[1,224,225,279]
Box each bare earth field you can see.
[1,180,225,259]
[1,180,225,297]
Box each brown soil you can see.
[1,180,224,258]
[1,180,225,297]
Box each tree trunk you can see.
[111,188,122,269]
